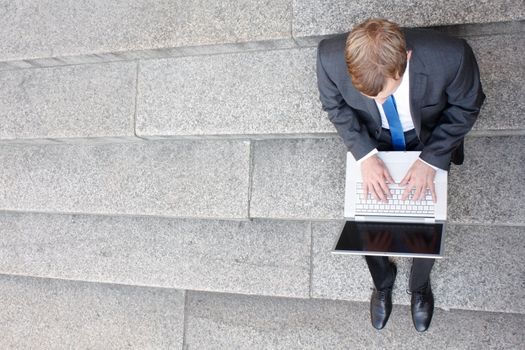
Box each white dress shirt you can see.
[357,61,437,170]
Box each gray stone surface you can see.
[2,29,515,143]
[310,220,379,302]
[1,0,293,62]
[469,33,525,131]
[250,138,346,219]
[0,275,184,349]
[293,0,525,40]
[185,290,525,349]
[0,139,250,218]
[311,221,525,313]
[135,29,521,137]
[250,136,524,224]
[448,135,525,225]
[0,213,310,298]
[136,48,332,137]
[433,224,525,313]
[0,62,136,140]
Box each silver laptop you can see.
[332,151,447,259]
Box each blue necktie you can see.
[382,95,405,151]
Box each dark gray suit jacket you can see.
[316,28,485,170]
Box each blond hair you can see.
[345,19,407,96]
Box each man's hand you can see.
[400,159,437,202]
[361,155,395,203]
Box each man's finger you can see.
[379,179,391,200]
[413,183,424,201]
[400,171,411,186]
[365,182,378,202]
[384,169,395,185]
[429,181,437,203]
[401,184,413,201]
[371,182,386,202]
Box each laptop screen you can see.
[334,221,443,256]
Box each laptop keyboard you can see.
[356,183,435,216]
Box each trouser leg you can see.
[409,258,435,291]
[365,255,396,290]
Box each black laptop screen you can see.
[335,221,443,255]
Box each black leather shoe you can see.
[370,265,397,330]
[410,282,434,332]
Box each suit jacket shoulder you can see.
[404,28,470,76]
[317,33,347,60]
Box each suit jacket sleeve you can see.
[419,39,485,170]
[316,43,377,160]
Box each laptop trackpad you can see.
[334,221,444,258]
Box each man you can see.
[316,19,485,332]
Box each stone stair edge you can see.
[1,20,521,72]
[1,272,523,317]
[0,129,522,147]
[2,208,525,227]
[0,207,523,227]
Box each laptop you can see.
[332,151,447,259]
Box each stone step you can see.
[0,211,522,314]
[185,290,524,350]
[0,135,522,224]
[135,29,523,136]
[0,274,185,349]
[469,31,524,131]
[1,29,521,143]
[293,1,524,44]
[3,275,522,349]
[0,61,137,141]
[135,47,332,138]
[0,0,294,65]
[0,139,250,219]
[250,135,525,225]
[0,213,311,299]
[2,2,521,69]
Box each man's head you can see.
[345,19,408,104]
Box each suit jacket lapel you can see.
[347,85,382,127]
[408,50,428,136]
[364,96,381,127]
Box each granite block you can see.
[185,290,525,349]
[250,138,346,219]
[0,213,310,298]
[311,221,525,313]
[0,275,184,349]
[433,224,525,313]
[136,48,332,137]
[0,62,136,140]
[293,0,525,40]
[448,135,525,225]
[249,136,524,224]
[0,139,250,218]
[1,0,293,62]
[468,33,525,131]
